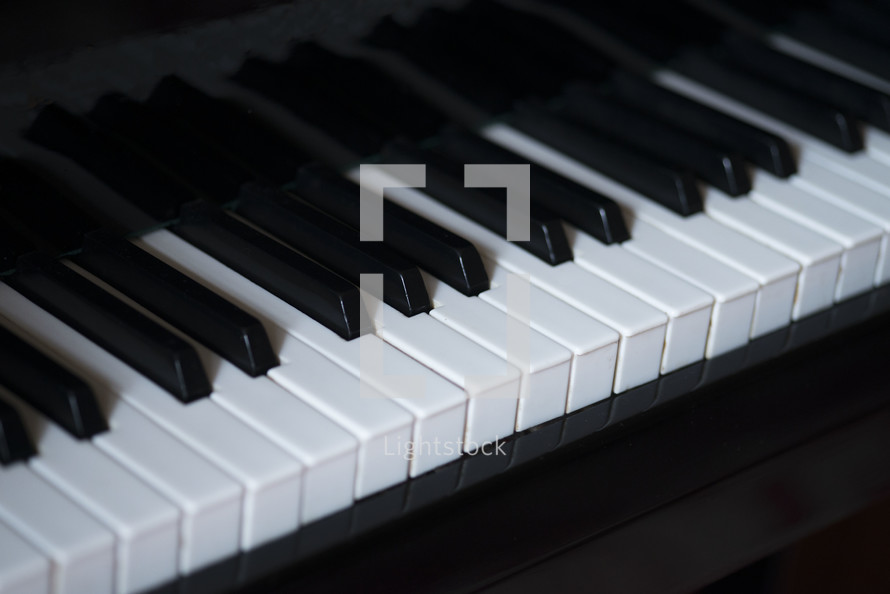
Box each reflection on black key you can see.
[75,230,279,377]
[608,71,797,178]
[0,323,107,438]
[433,127,629,244]
[508,102,703,216]
[381,140,574,265]
[561,83,751,196]
[671,51,863,152]
[0,159,100,254]
[175,202,365,340]
[291,166,490,296]
[235,184,431,316]
[147,76,311,185]
[721,34,890,133]
[0,398,35,464]
[7,254,211,402]
[24,104,194,223]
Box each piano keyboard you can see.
[2,0,890,592]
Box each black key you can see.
[825,1,890,49]
[0,158,101,254]
[87,94,252,204]
[24,104,195,223]
[147,75,312,185]
[74,230,279,377]
[561,83,752,196]
[381,140,574,266]
[0,323,107,438]
[670,50,863,152]
[0,220,39,273]
[720,33,890,133]
[291,166,490,296]
[433,127,629,244]
[508,102,703,216]
[175,201,365,340]
[235,184,431,317]
[7,254,211,402]
[0,398,35,464]
[607,71,797,177]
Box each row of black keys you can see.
[2,0,888,463]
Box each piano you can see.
[1,0,890,592]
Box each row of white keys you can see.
[134,230,482,473]
[0,284,302,550]
[0,386,179,594]
[0,518,49,594]
[74,266,358,520]
[479,262,619,413]
[0,464,113,594]
[652,70,890,199]
[621,217,759,357]
[0,287,243,573]
[749,171,883,299]
[483,123,800,332]
[419,270,572,431]
[563,223,713,372]
[353,168,668,394]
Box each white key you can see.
[422,271,572,430]
[702,188,842,317]
[792,159,890,285]
[479,261,618,413]
[0,387,179,594]
[483,123,799,335]
[622,218,758,357]
[750,171,882,299]
[0,465,114,594]
[0,520,50,594]
[354,166,667,393]
[135,230,468,474]
[268,340,414,499]
[564,224,713,372]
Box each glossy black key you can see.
[0,158,100,254]
[607,71,797,178]
[0,398,35,464]
[0,221,39,273]
[7,254,211,402]
[720,34,890,133]
[381,140,574,266]
[433,127,629,244]
[175,201,365,340]
[508,102,703,216]
[24,104,194,223]
[87,94,252,204]
[671,50,863,152]
[235,184,431,317]
[0,322,107,438]
[147,76,312,185]
[561,83,751,196]
[291,166,489,296]
[74,230,279,376]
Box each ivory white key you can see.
[0,386,179,594]
[564,224,713,372]
[136,230,470,472]
[703,188,842,317]
[792,159,890,285]
[422,271,572,430]
[0,519,50,594]
[268,342,414,499]
[0,465,114,594]
[483,123,799,334]
[354,166,667,393]
[14,270,302,552]
[479,262,619,413]
[622,218,758,357]
[750,172,882,299]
